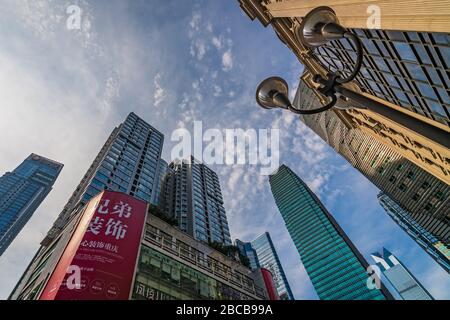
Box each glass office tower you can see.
[378,193,450,274]
[371,248,434,300]
[235,239,260,271]
[251,232,294,300]
[269,165,393,300]
[0,154,63,256]
[42,112,164,245]
[164,156,232,245]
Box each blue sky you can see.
[0,0,448,300]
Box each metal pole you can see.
[335,85,450,150]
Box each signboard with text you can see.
[39,191,148,300]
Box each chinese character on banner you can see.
[97,199,110,214]
[87,217,104,235]
[112,201,132,218]
[105,218,128,240]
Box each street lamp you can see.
[255,7,450,149]
[255,76,337,115]
[256,6,362,115]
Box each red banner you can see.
[260,268,280,300]
[39,191,148,300]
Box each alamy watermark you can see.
[66,265,82,290]
[367,5,381,29]
[66,5,82,30]
[366,265,382,290]
[171,121,279,175]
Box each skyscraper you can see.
[235,239,260,271]
[251,232,294,300]
[294,79,450,246]
[42,112,164,245]
[269,165,393,300]
[378,193,450,274]
[238,0,450,185]
[0,154,63,256]
[371,248,434,300]
[163,156,232,245]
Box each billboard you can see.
[39,191,148,300]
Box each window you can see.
[393,42,416,61]
[435,191,444,201]
[406,171,416,180]
[421,181,430,189]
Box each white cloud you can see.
[206,22,213,33]
[153,73,167,107]
[189,12,201,32]
[222,49,233,71]
[212,36,222,49]
[213,85,222,97]
[190,39,207,61]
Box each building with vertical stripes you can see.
[269,164,393,300]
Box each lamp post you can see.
[255,7,450,150]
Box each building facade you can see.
[10,191,271,300]
[371,248,434,300]
[134,214,269,300]
[378,193,450,273]
[163,156,232,245]
[251,232,294,300]
[295,79,450,246]
[238,0,450,186]
[0,154,63,256]
[269,164,393,300]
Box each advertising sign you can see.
[260,268,279,300]
[39,191,148,300]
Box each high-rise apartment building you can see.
[42,112,164,245]
[269,165,393,300]
[378,193,450,273]
[295,79,450,247]
[163,156,232,245]
[251,232,294,300]
[238,0,450,186]
[371,248,434,300]
[0,154,63,256]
